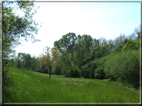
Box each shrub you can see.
[81,61,97,78]
[95,67,106,79]
[52,65,62,75]
[104,50,140,88]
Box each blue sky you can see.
[14,2,140,57]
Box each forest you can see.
[2,1,141,103]
[9,28,141,89]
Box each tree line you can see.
[52,30,140,89]
[10,27,141,89]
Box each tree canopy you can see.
[2,1,40,99]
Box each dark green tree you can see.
[54,33,81,77]
[95,67,105,79]
[24,54,32,70]
[121,40,139,51]
[82,61,97,78]
[104,50,140,88]
[17,52,25,68]
[2,1,40,102]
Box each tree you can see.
[30,56,40,72]
[99,37,106,46]
[51,47,62,75]
[44,46,52,79]
[17,52,25,68]
[3,1,39,59]
[38,54,48,73]
[104,50,140,88]
[3,1,39,64]
[95,67,105,79]
[82,61,97,78]
[75,34,94,74]
[112,44,124,53]
[54,33,81,77]
[2,1,40,101]
[38,46,53,79]
[121,40,139,51]
[54,33,96,77]
[23,53,32,70]
[51,47,61,66]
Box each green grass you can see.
[4,67,140,103]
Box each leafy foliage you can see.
[17,52,40,71]
[81,61,96,78]
[10,27,140,89]
[2,1,39,99]
[104,50,140,88]
[95,67,105,79]
[52,27,140,88]
[121,39,139,51]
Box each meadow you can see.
[4,67,140,104]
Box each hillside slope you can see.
[4,67,140,103]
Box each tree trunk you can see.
[48,66,51,79]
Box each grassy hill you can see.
[4,67,140,103]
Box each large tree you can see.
[38,46,53,79]
[54,33,95,77]
[2,1,40,101]
[44,46,52,79]
[54,33,79,77]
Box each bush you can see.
[95,67,106,79]
[52,65,62,75]
[112,44,124,53]
[104,50,140,88]
[3,65,14,102]
[81,61,97,78]
[63,62,81,77]
[121,40,139,51]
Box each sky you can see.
[14,2,140,57]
